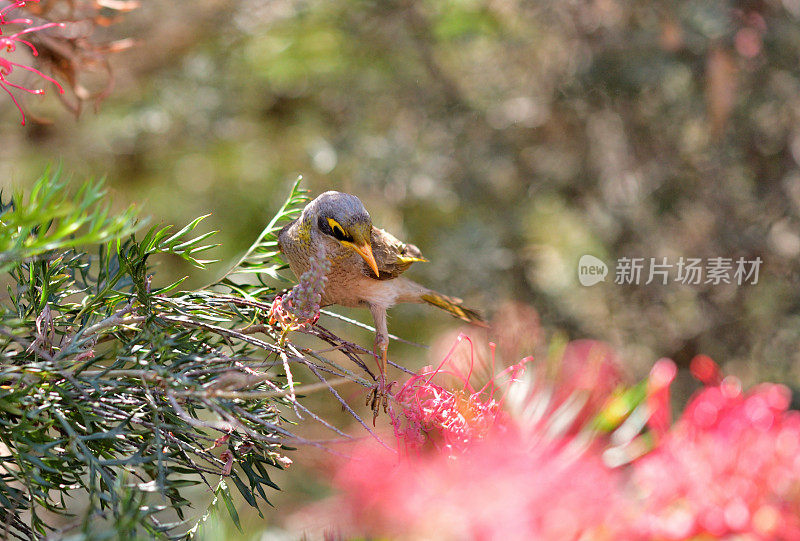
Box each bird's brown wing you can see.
[365,226,427,280]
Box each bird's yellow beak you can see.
[342,240,380,278]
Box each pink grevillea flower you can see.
[646,357,678,440]
[325,337,800,541]
[326,334,626,539]
[0,0,64,125]
[430,308,626,438]
[389,333,529,454]
[548,339,627,432]
[396,305,625,454]
[632,357,800,540]
[331,431,624,541]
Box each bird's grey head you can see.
[305,191,371,241]
[303,191,379,277]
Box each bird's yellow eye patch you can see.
[327,218,346,239]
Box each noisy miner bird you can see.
[278,191,484,408]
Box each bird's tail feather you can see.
[420,291,486,326]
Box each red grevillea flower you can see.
[389,333,529,454]
[632,358,800,540]
[0,0,64,125]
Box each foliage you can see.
[0,172,376,539]
[0,168,137,272]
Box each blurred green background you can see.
[3,0,800,537]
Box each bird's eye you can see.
[326,218,347,240]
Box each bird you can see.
[278,190,484,410]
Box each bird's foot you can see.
[367,375,395,424]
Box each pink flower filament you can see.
[0,0,65,125]
[390,333,530,454]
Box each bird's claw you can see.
[367,376,395,424]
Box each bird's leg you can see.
[375,334,389,392]
[367,304,392,418]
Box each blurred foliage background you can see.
[3,0,800,536]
